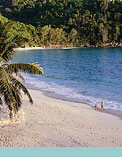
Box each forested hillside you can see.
[0,0,122,47]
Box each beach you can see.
[13,48,122,112]
[13,47,76,51]
[0,89,122,147]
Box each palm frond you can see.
[16,71,25,82]
[0,34,24,62]
[0,97,3,105]
[0,56,5,63]
[2,64,25,82]
[0,31,37,62]
[8,63,44,75]
[0,42,15,61]
[8,74,33,104]
[0,66,8,81]
[11,86,22,111]
[0,65,17,112]
[0,78,16,111]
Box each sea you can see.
[13,47,122,111]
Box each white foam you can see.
[22,73,122,111]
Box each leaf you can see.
[8,63,44,75]
[0,78,16,111]
[0,42,15,61]
[16,71,25,82]
[8,74,33,104]
[0,65,17,112]
[0,97,3,105]
[11,86,22,111]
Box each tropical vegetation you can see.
[0,35,44,120]
[0,0,122,47]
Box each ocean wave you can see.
[23,73,122,111]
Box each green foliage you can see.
[0,14,41,49]
[68,29,79,46]
[0,0,122,46]
[0,38,44,119]
[38,25,67,46]
[8,63,44,75]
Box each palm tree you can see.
[0,36,44,120]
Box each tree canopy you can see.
[0,0,122,47]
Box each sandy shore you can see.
[14,47,44,51]
[0,89,122,147]
[14,47,76,51]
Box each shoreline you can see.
[14,47,77,51]
[44,90,122,121]
[0,88,122,146]
[29,87,122,121]
[14,46,122,119]
[14,45,122,51]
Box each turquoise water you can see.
[13,48,122,111]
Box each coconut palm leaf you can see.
[0,97,2,105]
[8,63,44,75]
[16,71,25,82]
[2,64,25,82]
[8,74,33,104]
[0,56,4,63]
[0,65,17,112]
[11,86,22,111]
[0,43,15,61]
[0,34,28,62]
[0,31,44,119]
[0,31,18,61]
[0,78,16,112]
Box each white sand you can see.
[14,47,44,51]
[14,47,76,51]
[0,89,122,147]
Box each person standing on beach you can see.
[95,104,98,110]
[101,101,104,112]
